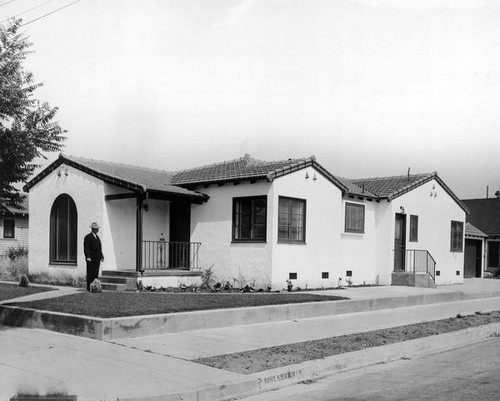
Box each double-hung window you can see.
[232,196,267,242]
[3,219,15,238]
[278,197,306,243]
[450,221,464,252]
[345,202,365,233]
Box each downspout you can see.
[136,190,147,273]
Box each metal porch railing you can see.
[142,241,201,270]
[394,249,436,281]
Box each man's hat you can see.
[90,222,100,229]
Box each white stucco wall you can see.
[387,179,466,285]
[373,200,394,285]
[103,187,169,270]
[28,164,106,278]
[338,199,380,286]
[191,181,273,288]
[103,184,136,270]
[270,167,345,290]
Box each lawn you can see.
[7,292,348,318]
[0,282,55,302]
[194,310,500,374]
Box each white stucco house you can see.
[24,154,468,290]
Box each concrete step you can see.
[100,271,138,291]
[391,271,436,288]
[100,276,130,284]
[101,270,138,278]
[101,283,130,292]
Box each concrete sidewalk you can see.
[1,279,500,400]
[0,281,82,305]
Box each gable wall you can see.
[338,197,383,285]
[28,164,106,278]
[389,178,466,285]
[270,167,346,290]
[191,181,273,288]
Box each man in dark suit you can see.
[84,222,104,291]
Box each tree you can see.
[0,19,66,209]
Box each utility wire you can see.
[21,0,81,27]
[0,0,17,8]
[1,0,57,23]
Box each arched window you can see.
[50,194,77,264]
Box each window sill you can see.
[49,262,78,267]
[342,231,365,236]
[277,241,306,245]
[231,240,267,244]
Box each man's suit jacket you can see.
[84,232,104,262]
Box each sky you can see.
[1,0,500,199]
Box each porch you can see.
[105,187,208,275]
[100,240,202,291]
[392,249,436,288]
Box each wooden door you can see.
[394,213,406,270]
[464,239,482,278]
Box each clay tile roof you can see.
[334,177,378,198]
[24,153,348,200]
[171,154,316,185]
[24,154,208,201]
[351,173,433,198]
[63,155,177,192]
[462,198,500,236]
[344,172,468,213]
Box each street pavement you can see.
[240,337,500,401]
[1,279,500,400]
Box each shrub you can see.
[0,255,28,280]
[19,274,30,287]
[28,271,85,287]
[7,246,28,261]
[200,266,216,290]
[8,256,28,278]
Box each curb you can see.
[0,290,488,339]
[108,322,500,401]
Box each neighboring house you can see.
[24,154,467,290]
[463,222,487,278]
[0,197,29,258]
[462,198,500,277]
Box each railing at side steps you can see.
[142,240,201,270]
[394,249,436,285]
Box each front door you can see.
[394,213,406,270]
[169,202,191,269]
[464,239,482,278]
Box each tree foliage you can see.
[0,19,66,209]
